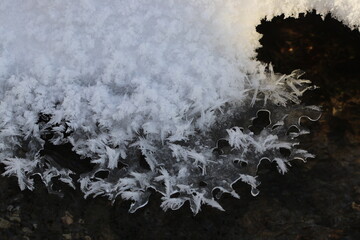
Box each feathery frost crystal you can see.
[1,0,359,214]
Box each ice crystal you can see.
[0,0,359,214]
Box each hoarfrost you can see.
[0,0,358,214]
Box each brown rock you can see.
[61,211,74,225]
[351,202,360,211]
[0,217,11,229]
[62,233,72,240]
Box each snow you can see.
[0,0,359,214]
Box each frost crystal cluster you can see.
[0,0,359,214]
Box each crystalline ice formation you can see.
[0,0,358,214]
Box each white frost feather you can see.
[0,0,359,213]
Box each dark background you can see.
[0,11,359,240]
